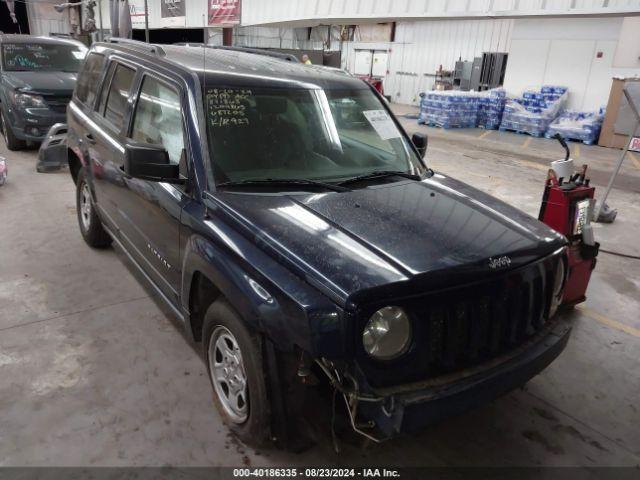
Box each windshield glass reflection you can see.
[205,87,426,185]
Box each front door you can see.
[117,73,188,304]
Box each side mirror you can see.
[123,143,184,184]
[412,133,428,158]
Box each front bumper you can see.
[5,107,66,142]
[355,316,573,439]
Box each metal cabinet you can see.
[353,49,389,77]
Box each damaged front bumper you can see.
[37,123,68,172]
[325,316,573,441]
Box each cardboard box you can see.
[598,77,640,149]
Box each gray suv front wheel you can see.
[1,110,26,151]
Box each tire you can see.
[203,300,271,447]
[76,167,112,248]
[1,109,26,151]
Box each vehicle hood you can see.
[2,71,77,96]
[215,174,566,306]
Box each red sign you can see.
[208,0,241,25]
[629,137,640,152]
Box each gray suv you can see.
[0,34,86,150]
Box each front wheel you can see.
[203,300,271,447]
[76,167,112,248]
[1,110,26,151]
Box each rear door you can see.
[116,72,188,302]
[90,60,136,231]
[68,50,106,183]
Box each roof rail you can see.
[207,46,300,63]
[108,37,166,56]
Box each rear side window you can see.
[75,52,105,106]
[103,63,135,127]
[97,62,115,114]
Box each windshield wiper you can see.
[337,170,422,186]
[217,178,350,193]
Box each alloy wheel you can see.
[80,182,92,231]
[208,326,249,423]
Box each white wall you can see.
[503,17,640,110]
[613,16,640,68]
[27,0,640,33]
[341,19,513,105]
[337,16,640,110]
[232,26,324,50]
[242,0,640,26]
[26,1,640,112]
[27,1,71,36]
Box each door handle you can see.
[84,133,96,145]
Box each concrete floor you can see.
[0,106,639,467]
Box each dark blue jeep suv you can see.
[67,39,571,447]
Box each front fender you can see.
[181,233,282,334]
[180,224,348,358]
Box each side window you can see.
[103,63,135,127]
[75,52,105,106]
[131,76,184,165]
[97,62,115,114]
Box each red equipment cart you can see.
[538,136,600,307]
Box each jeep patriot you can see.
[67,39,571,446]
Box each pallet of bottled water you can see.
[545,107,605,145]
[499,85,568,137]
[418,90,480,128]
[477,88,507,130]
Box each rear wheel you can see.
[76,167,112,248]
[203,300,271,446]
[1,110,26,151]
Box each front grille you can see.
[358,256,559,387]
[418,261,551,374]
[45,95,72,114]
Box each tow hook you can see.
[381,396,396,417]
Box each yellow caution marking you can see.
[516,158,548,171]
[576,306,640,338]
[522,136,532,149]
[478,130,493,139]
[574,144,581,158]
[628,151,640,170]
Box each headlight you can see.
[362,306,411,360]
[10,91,47,108]
[549,259,566,318]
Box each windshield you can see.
[1,43,86,72]
[205,87,426,186]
